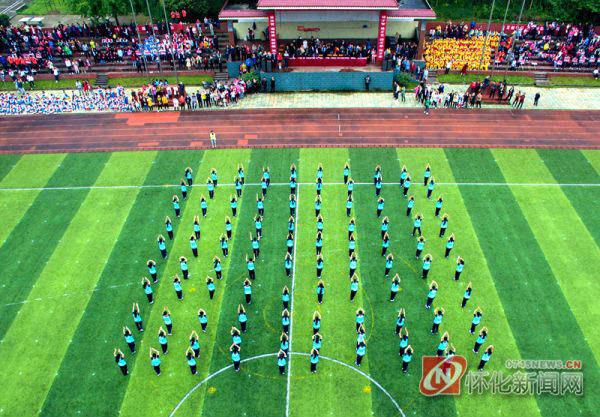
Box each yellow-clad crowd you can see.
[424,36,500,70]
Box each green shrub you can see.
[0,14,10,28]
[241,70,260,83]
[394,72,413,87]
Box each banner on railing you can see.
[268,12,278,54]
[376,11,387,61]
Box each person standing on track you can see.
[210,130,217,147]
[114,348,128,375]
[142,277,153,304]
[426,280,438,309]
[455,257,465,281]
[132,303,143,331]
[461,282,472,308]
[238,304,248,332]
[150,348,161,376]
[157,235,167,259]
[162,307,173,335]
[350,276,359,302]
[198,309,208,332]
[186,347,197,375]
[277,350,287,375]
[316,280,325,304]
[123,327,136,353]
[165,216,174,239]
[407,195,415,216]
[172,196,181,218]
[231,343,241,372]
[445,234,455,258]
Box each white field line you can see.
[285,183,300,417]
[0,181,599,192]
[168,351,405,417]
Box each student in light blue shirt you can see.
[123,327,136,353]
[179,256,189,279]
[255,215,263,238]
[462,282,472,308]
[257,195,265,216]
[385,253,394,276]
[165,216,174,240]
[343,162,350,184]
[400,165,408,187]
[284,254,293,277]
[180,180,188,200]
[162,307,173,335]
[289,195,297,216]
[114,348,128,375]
[376,197,385,217]
[277,350,287,375]
[246,254,256,280]
[193,216,201,239]
[355,342,366,366]
[243,279,252,305]
[346,196,353,217]
[315,195,322,217]
[251,234,260,258]
[355,308,365,332]
[350,276,359,302]
[439,214,449,237]
[200,195,208,217]
[402,345,413,373]
[348,218,356,238]
[445,234,455,258]
[132,303,143,332]
[347,178,354,197]
[186,347,197,375]
[312,311,321,335]
[312,333,322,351]
[412,214,423,237]
[150,348,161,376]
[213,256,222,280]
[282,310,290,334]
[470,307,483,334]
[238,304,248,332]
[225,217,233,239]
[158,327,168,354]
[230,343,241,372]
[310,348,320,373]
[382,233,390,256]
[422,254,433,279]
[437,332,449,357]
[198,309,208,332]
[220,235,229,257]
[406,195,415,216]
[316,280,325,304]
[396,309,406,335]
[478,346,494,370]
[207,178,215,199]
[230,195,238,217]
[427,177,435,199]
[415,236,425,259]
[435,196,443,217]
[381,216,389,238]
[426,280,438,309]
[147,260,157,283]
[235,176,242,198]
[403,175,412,197]
[210,168,218,187]
[142,277,153,304]
[455,257,465,281]
[315,232,323,256]
[390,274,401,301]
[238,164,245,184]
[424,164,431,186]
[173,276,183,300]
[185,167,193,186]
[473,327,488,353]
[349,254,358,278]
[172,195,180,218]
[431,307,444,334]
[206,277,216,300]
[190,235,198,257]
[280,333,289,354]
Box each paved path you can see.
[1,108,599,153]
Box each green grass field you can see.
[0,148,598,417]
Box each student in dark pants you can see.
[439,214,449,237]
[238,304,248,332]
[243,279,252,304]
[384,254,394,276]
[123,327,136,353]
[172,196,180,218]
[225,217,233,240]
[316,280,325,304]
[406,196,415,216]
[190,331,200,357]
[189,235,198,257]
[461,282,472,308]
[165,216,174,239]
[157,235,167,259]
[437,332,449,357]
[478,346,494,370]
[180,180,188,200]
[179,256,189,279]
[230,343,241,372]
[142,277,153,304]
[173,275,183,300]
[316,255,324,278]
[434,196,443,217]
[198,309,208,332]
[193,216,201,239]
[350,276,359,302]
[213,256,222,280]
[381,233,390,256]
[455,257,465,280]
[425,280,437,309]
[422,254,432,279]
[147,260,157,283]
[277,350,287,375]
[473,327,488,353]
[312,311,321,335]
[282,309,291,333]
[431,307,444,334]
[355,341,366,366]
[246,255,256,280]
[282,286,290,310]
[470,307,483,334]
[412,214,423,236]
[132,303,143,331]
[310,348,320,373]
[445,234,455,258]
[280,333,289,355]
[184,167,193,186]
[200,196,208,217]
[150,348,161,376]
[399,328,409,356]
[207,179,215,199]
[186,347,197,375]
[114,348,128,375]
[162,307,173,335]
[206,277,216,299]
[396,309,406,335]
[403,176,412,197]
[390,275,400,301]
[415,236,425,259]
[284,254,292,277]
[220,235,229,257]
[402,346,413,373]
[158,327,169,354]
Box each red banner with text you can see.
[268,12,277,55]
[376,11,387,62]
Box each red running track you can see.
[0,108,599,154]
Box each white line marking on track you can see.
[285,184,300,417]
[0,181,598,192]
[168,351,405,417]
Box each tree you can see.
[0,14,10,28]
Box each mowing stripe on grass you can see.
[39,151,204,417]
[118,150,250,417]
[396,148,541,417]
[494,149,600,365]
[289,148,375,417]
[0,154,21,181]
[537,150,600,249]
[0,154,65,244]
[581,151,600,174]
[0,153,110,341]
[349,147,457,417]
[445,148,600,417]
[198,149,298,417]
[0,151,155,417]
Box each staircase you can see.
[95,73,109,88]
[534,72,550,86]
[214,71,229,81]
